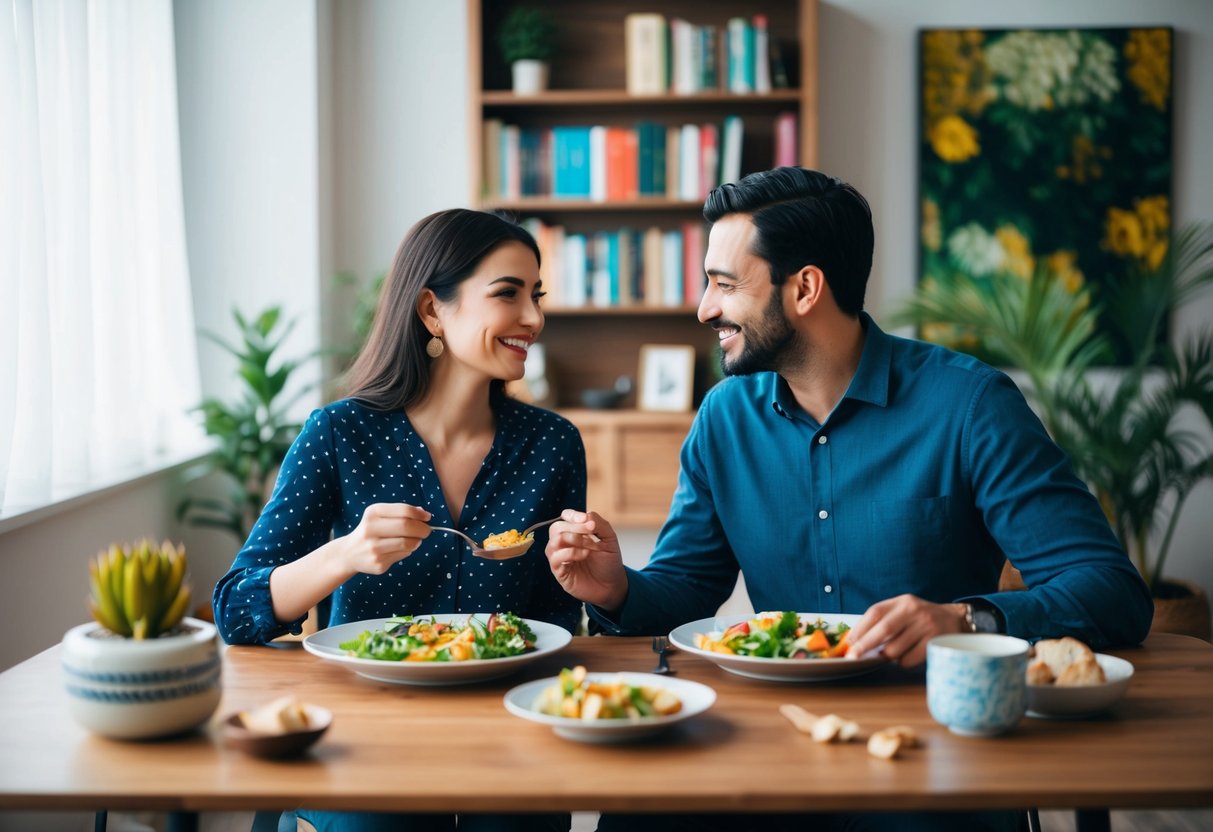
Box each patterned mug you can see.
[927,633,1029,736]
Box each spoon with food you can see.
[429,516,566,560]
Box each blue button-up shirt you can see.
[591,315,1152,647]
[213,397,586,643]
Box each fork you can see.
[651,636,674,675]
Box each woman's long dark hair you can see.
[345,209,541,411]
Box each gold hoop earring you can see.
[425,336,444,358]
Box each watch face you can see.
[973,609,1000,633]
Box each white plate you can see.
[302,615,571,686]
[1026,653,1134,718]
[668,613,887,682]
[503,672,715,743]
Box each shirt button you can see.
[824,585,833,593]
[818,435,828,445]
[818,509,829,520]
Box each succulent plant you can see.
[88,540,192,639]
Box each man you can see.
[544,167,1152,832]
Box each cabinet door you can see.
[616,421,686,524]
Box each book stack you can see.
[483,117,754,201]
[521,218,708,310]
[625,12,783,96]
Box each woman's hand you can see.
[544,510,629,611]
[340,503,433,575]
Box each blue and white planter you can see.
[61,616,221,740]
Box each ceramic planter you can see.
[511,59,549,95]
[61,616,221,739]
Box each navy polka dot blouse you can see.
[212,397,587,643]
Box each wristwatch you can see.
[962,601,1004,634]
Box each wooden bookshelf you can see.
[469,0,819,524]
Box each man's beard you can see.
[717,289,797,377]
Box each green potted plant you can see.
[61,540,221,739]
[178,306,314,542]
[892,222,1213,640]
[497,6,557,95]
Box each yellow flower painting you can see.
[918,26,1172,363]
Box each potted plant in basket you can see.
[497,6,557,95]
[61,540,221,739]
[892,222,1213,640]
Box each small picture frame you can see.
[637,344,696,412]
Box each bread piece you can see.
[1055,655,1106,686]
[779,703,820,734]
[868,730,903,759]
[239,695,310,734]
[1026,659,1055,686]
[1033,637,1096,680]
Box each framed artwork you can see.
[637,344,695,412]
[917,27,1172,362]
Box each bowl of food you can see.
[221,696,331,758]
[1025,637,1134,718]
[503,666,715,743]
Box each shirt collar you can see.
[766,312,892,419]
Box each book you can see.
[662,229,684,307]
[769,40,790,89]
[563,234,589,307]
[482,119,502,199]
[643,227,665,307]
[552,126,592,198]
[665,126,681,200]
[678,123,700,202]
[720,115,743,186]
[682,221,706,306]
[699,123,719,199]
[670,18,697,95]
[625,13,668,95]
[753,15,771,94]
[774,111,798,168]
[726,17,754,94]
[589,125,608,202]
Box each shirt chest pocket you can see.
[860,496,959,592]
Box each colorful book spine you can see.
[625,13,668,95]
[774,111,798,168]
[753,15,771,94]
[552,126,592,198]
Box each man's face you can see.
[699,215,796,376]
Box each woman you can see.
[214,208,582,832]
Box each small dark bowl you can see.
[580,388,624,409]
[221,704,332,758]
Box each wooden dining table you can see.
[1,632,1211,828]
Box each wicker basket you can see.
[1149,579,1212,642]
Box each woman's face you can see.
[434,240,545,383]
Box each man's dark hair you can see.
[703,167,874,316]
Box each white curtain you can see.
[0,0,202,515]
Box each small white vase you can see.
[511,59,549,95]
[61,616,222,740]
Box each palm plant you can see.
[892,222,1213,595]
[177,307,315,541]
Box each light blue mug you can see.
[927,633,1029,736]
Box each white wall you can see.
[1,0,1209,672]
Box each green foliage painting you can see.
[917,27,1172,363]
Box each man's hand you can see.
[846,595,968,668]
[544,510,628,610]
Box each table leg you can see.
[1075,809,1111,832]
[94,811,107,832]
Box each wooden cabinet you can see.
[469,0,818,524]
[566,408,695,526]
